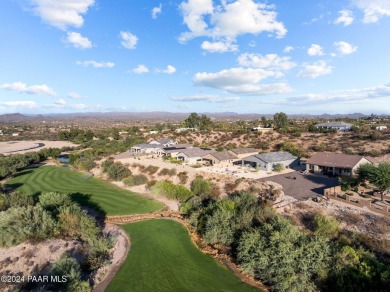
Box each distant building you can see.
[251,127,273,132]
[235,152,299,172]
[306,152,370,176]
[12,133,19,137]
[315,122,352,131]
[376,126,387,131]
[175,127,195,133]
[149,138,177,147]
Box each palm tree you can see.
[358,163,390,201]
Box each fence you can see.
[324,186,390,217]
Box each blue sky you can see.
[0,0,389,115]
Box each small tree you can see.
[273,163,285,172]
[358,163,390,201]
[273,112,288,129]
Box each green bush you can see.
[145,165,159,174]
[151,181,193,202]
[6,191,34,208]
[0,193,7,211]
[123,175,148,186]
[273,163,285,172]
[313,214,340,239]
[0,204,57,247]
[178,172,189,184]
[106,162,131,181]
[191,178,212,199]
[39,192,73,213]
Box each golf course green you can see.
[106,219,258,292]
[5,166,164,215]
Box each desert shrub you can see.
[106,162,131,181]
[273,163,285,172]
[158,168,170,176]
[75,157,96,171]
[168,168,177,176]
[191,163,202,168]
[145,165,159,174]
[178,172,189,184]
[123,175,148,186]
[313,214,340,239]
[6,191,34,208]
[0,204,57,247]
[151,181,193,202]
[39,192,73,213]
[101,158,114,172]
[191,178,212,199]
[48,255,91,291]
[0,193,7,211]
[146,180,157,190]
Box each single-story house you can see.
[130,143,163,154]
[149,138,177,147]
[229,148,258,159]
[315,122,353,131]
[159,144,193,157]
[176,148,215,164]
[202,151,238,167]
[306,152,371,176]
[236,152,299,172]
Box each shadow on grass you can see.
[69,192,107,219]
[9,169,34,178]
[4,182,24,190]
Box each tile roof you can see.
[132,143,162,149]
[242,152,297,164]
[154,138,174,144]
[230,148,258,155]
[306,152,365,168]
[204,151,237,161]
[177,148,215,158]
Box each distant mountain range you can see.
[0,112,382,124]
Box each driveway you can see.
[265,171,339,201]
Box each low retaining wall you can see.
[324,187,390,217]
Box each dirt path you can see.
[93,224,130,292]
[104,211,268,291]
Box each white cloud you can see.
[334,10,354,26]
[201,40,238,53]
[133,64,149,74]
[55,99,66,105]
[156,65,176,74]
[353,0,390,23]
[193,67,292,95]
[72,103,88,110]
[28,0,95,30]
[120,31,138,49]
[307,44,324,56]
[170,94,240,103]
[1,82,57,96]
[277,84,390,106]
[298,60,333,78]
[68,92,86,99]
[152,4,162,19]
[334,41,358,55]
[0,101,37,108]
[179,0,286,51]
[76,60,114,68]
[237,53,296,71]
[66,32,92,49]
[283,46,294,53]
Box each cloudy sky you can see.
[0,0,389,114]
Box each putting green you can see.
[5,166,164,215]
[107,219,258,292]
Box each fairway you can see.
[6,166,164,215]
[107,220,258,292]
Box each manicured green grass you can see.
[5,166,164,215]
[107,220,258,292]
